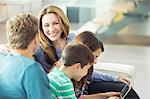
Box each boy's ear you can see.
[74,63,81,69]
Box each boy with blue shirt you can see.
[0,13,53,99]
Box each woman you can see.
[35,5,75,73]
[34,5,139,99]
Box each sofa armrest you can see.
[94,62,136,84]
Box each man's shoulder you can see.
[22,58,43,73]
[16,54,40,67]
[5,53,42,71]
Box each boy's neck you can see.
[59,65,73,79]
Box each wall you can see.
[0,0,42,22]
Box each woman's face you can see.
[92,48,102,64]
[42,13,63,41]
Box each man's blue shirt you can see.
[0,52,53,99]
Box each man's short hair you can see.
[61,43,94,68]
[6,13,38,49]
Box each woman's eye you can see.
[54,22,59,25]
[44,24,49,27]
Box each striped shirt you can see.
[48,68,77,99]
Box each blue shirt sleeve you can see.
[92,70,119,82]
[67,33,76,43]
[22,62,54,99]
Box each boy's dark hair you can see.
[6,13,38,49]
[61,43,94,68]
[74,31,104,52]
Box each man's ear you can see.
[31,35,37,45]
[35,34,39,45]
[30,34,39,53]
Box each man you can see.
[0,13,53,99]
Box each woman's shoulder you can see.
[34,46,44,56]
[67,33,76,43]
[34,45,47,62]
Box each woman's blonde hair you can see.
[38,5,70,65]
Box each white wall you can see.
[0,0,42,21]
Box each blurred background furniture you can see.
[94,62,136,84]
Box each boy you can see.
[48,43,94,98]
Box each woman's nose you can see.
[49,25,54,32]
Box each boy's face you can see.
[73,63,92,81]
[92,48,102,64]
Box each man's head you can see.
[6,13,38,49]
[61,43,94,81]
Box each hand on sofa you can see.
[119,76,131,85]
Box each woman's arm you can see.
[92,70,131,84]
[92,70,119,82]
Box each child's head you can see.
[61,43,94,81]
[73,31,104,64]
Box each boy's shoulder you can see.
[48,68,74,97]
[48,68,72,86]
